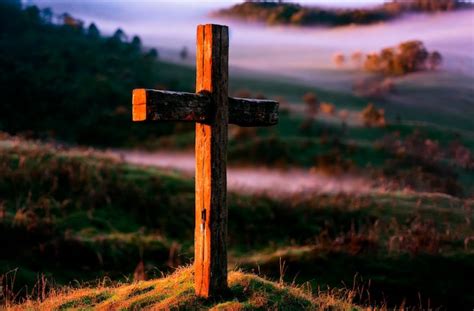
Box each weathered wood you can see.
[229,97,279,127]
[194,24,229,298]
[132,89,209,122]
[133,89,278,126]
[131,23,279,299]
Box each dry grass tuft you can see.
[7,266,359,310]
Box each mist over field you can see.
[32,0,474,80]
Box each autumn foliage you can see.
[363,40,442,75]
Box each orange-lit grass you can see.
[8,266,358,310]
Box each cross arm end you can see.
[132,88,147,122]
[229,97,279,127]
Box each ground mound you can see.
[9,267,356,310]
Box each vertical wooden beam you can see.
[194,24,229,297]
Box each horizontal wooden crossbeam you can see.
[132,89,278,127]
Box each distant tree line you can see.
[385,0,463,13]
[215,0,472,27]
[215,1,391,26]
[0,1,185,147]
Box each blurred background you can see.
[1,0,474,309]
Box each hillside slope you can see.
[8,267,357,310]
[1,137,473,309]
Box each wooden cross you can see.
[131,24,278,298]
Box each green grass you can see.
[237,249,474,309]
[385,71,474,132]
[1,140,473,309]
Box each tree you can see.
[61,13,84,29]
[25,5,41,23]
[3,0,21,9]
[351,51,363,67]
[266,4,300,25]
[0,3,176,146]
[320,102,336,115]
[40,7,53,23]
[428,51,443,70]
[332,52,345,67]
[300,92,319,134]
[146,48,159,59]
[361,103,386,127]
[380,47,395,73]
[362,40,436,75]
[409,0,458,11]
[180,46,188,60]
[364,53,381,72]
[303,92,319,116]
[87,23,100,38]
[131,35,142,50]
[113,28,127,42]
[397,40,428,72]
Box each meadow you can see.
[1,1,474,310]
[1,138,473,309]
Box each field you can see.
[148,60,474,198]
[1,2,474,310]
[1,137,473,309]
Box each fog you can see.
[119,150,377,197]
[31,1,474,83]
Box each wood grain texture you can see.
[133,89,210,122]
[229,97,278,127]
[132,89,278,126]
[194,24,229,298]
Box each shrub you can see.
[320,102,336,115]
[303,92,319,115]
[351,51,364,67]
[332,53,345,67]
[361,103,386,127]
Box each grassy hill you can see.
[1,2,474,309]
[1,138,473,309]
[8,266,358,310]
